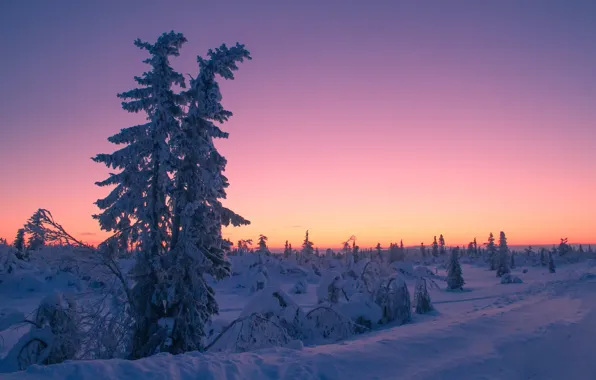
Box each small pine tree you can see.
[486,232,497,270]
[283,240,291,258]
[13,228,25,254]
[388,243,400,263]
[352,239,360,263]
[447,248,465,290]
[467,241,475,256]
[558,238,571,256]
[588,245,593,254]
[375,243,382,260]
[578,244,584,254]
[25,212,46,250]
[548,250,556,273]
[420,242,427,258]
[257,234,269,255]
[431,236,439,257]
[496,231,510,277]
[473,237,478,256]
[439,234,446,255]
[414,278,433,314]
[540,248,547,266]
[301,230,314,262]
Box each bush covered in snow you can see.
[500,274,523,284]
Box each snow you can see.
[2,252,596,379]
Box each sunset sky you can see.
[1,0,595,249]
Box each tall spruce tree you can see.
[93,32,188,358]
[162,42,251,354]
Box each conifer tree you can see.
[558,238,571,256]
[447,247,465,290]
[375,243,382,260]
[301,230,314,262]
[540,248,547,266]
[283,240,291,258]
[13,228,25,253]
[431,236,439,257]
[257,234,269,254]
[439,234,446,255]
[420,242,427,258]
[588,245,593,254]
[153,41,251,355]
[496,231,510,277]
[486,232,497,270]
[578,244,584,254]
[473,237,478,256]
[25,212,46,250]
[548,250,556,273]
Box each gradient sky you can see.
[1,0,595,249]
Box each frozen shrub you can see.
[500,273,523,284]
[317,272,344,304]
[414,278,433,314]
[375,276,411,325]
[33,292,81,365]
[291,279,308,294]
[305,305,355,343]
[338,292,382,332]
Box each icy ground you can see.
[1,256,596,379]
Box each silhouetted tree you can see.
[496,231,510,277]
[447,247,464,290]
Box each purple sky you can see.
[1,0,595,247]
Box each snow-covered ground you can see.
[2,250,596,379]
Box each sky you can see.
[1,0,595,250]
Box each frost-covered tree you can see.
[414,278,433,314]
[256,235,269,255]
[420,242,427,259]
[25,212,46,250]
[375,243,382,260]
[540,248,547,266]
[578,244,584,254]
[496,231,510,277]
[352,239,360,263]
[301,230,314,261]
[588,245,593,254]
[13,228,25,254]
[446,247,464,290]
[161,42,251,354]
[548,250,556,273]
[558,238,571,256]
[486,232,497,270]
[92,32,189,358]
[283,240,291,258]
[438,234,446,255]
[93,33,251,357]
[524,245,534,257]
[431,236,439,257]
[467,241,475,257]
